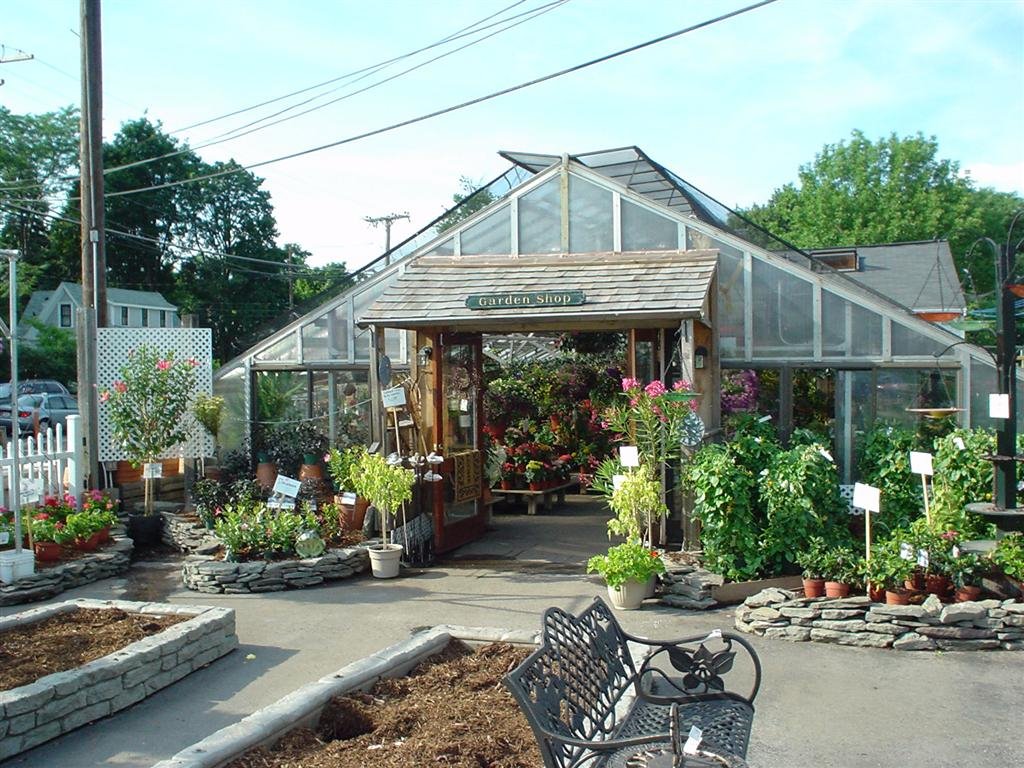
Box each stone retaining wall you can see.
[159,507,220,555]
[0,598,237,761]
[182,546,370,593]
[0,533,133,607]
[659,562,721,610]
[735,587,1024,651]
[151,625,537,768]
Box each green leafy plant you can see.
[948,551,982,589]
[193,393,225,447]
[607,471,667,542]
[587,541,666,588]
[326,445,368,493]
[29,512,74,545]
[857,422,922,535]
[992,532,1024,581]
[861,542,915,590]
[191,478,230,528]
[819,545,861,584]
[351,452,414,546]
[931,428,997,537]
[795,537,830,580]
[684,443,762,581]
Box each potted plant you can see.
[100,346,199,544]
[587,541,666,610]
[607,471,667,547]
[862,544,916,604]
[193,392,225,476]
[820,546,859,598]
[991,532,1024,597]
[352,452,414,578]
[796,537,828,597]
[524,460,544,492]
[191,478,229,529]
[28,512,73,562]
[949,551,983,602]
[326,445,370,530]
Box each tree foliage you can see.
[743,130,1023,297]
[433,175,495,233]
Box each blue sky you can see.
[3,0,1023,269]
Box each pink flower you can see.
[99,390,111,404]
[156,360,171,371]
[187,358,198,368]
[621,377,640,392]
[113,381,127,394]
[673,380,691,391]
[323,453,331,463]
[644,380,666,397]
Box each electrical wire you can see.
[102,0,779,201]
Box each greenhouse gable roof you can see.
[358,250,717,331]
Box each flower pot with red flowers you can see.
[28,512,74,563]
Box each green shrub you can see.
[587,541,665,587]
[931,428,996,538]
[857,422,922,535]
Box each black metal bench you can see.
[505,597,760,767]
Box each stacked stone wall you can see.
[736,587,1024,651]
[0,599,237,760]
[182,546,369,593]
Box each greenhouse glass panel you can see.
[254,331,299,362]
[717,248,745,359]
[254,371,308,426]
[568,175,612,253]
[212,364,246,453]
[876,368,956,426]
[301,304,349,363]
[891,322,948,357]
[518,177,561,254]
[821,290,847,354]
[352,280,390,361]
[425,237,454,257]
[460,205,510,255]
[621,198,677,251]
[686,229,743,260]
[850,303,883,357]
[751,258,813,357]
[312,370,372,450]
[970,358,998,429]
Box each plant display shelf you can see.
[493,480,578,516]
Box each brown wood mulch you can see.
[0,607,188,691]
[226,641,543,768]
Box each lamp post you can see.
[0,250,24,556]
[972,210,1024,510]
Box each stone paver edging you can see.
[735,587,1024,651]
[151,625,538,768]
[0,532,133,607]
[0,598,238,760]
[182,546,370,593]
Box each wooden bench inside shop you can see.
[492,480,577,516]
[505,596,761,767]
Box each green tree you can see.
[743,130,1023,296]
[17,320,77,386]
[0,106,79,295]
[434,176,495,233]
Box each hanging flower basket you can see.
[1007,284,1024,298]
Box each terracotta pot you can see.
[802,577,825,598]
[924,574,951,597]
[905,572,925,591]
[337,496,370,531]
[955,585,982,603]
[98,526,111,543]
[34,541,62,563]
[499,479,511,491]
[868,583,886,603]
[255,461,278,490]
[886,588,912,605]
[75,534,99,552]
[299,461,324,481]
[528,481,542,492]
[824,581,850,598]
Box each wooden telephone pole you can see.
[364,212,409,265]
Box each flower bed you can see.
[181,546,370,593]
[735,587,1024,651]
[0,598,237,761]
[0,533,133,607]
[151,625,536,768]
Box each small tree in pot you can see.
[352,452,414,578]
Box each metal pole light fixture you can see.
[0,250,23,552]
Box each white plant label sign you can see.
[381,386,406,408]
[266,495,296,511]
[953,436,966,450]
[272,475,302,499]
[900,542,914,560]
[612,474,626,491]
[989,393,1010,419]
[909,452,934,476]
[917,549,930,569]
[21,477,43,504]
[852,483,880,513]
[143,462,163,479]
[340,492,357,505]
[618,446,640,467]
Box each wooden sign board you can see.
[466,291,586,310]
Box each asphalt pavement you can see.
[5,496,1022,768]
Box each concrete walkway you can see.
[6,496,1023,768]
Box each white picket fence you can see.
[0,415,86,510]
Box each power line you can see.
[103,0,779,201]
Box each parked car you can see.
[17,379,71,396]
[0,393,78,437]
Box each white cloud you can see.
[962,161,1024,194]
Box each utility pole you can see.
[78,0,105,487]
[364,212,409,266]
[0,45,34,87]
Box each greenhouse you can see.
[214,146,1020,551]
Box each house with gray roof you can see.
[20,282,179,342]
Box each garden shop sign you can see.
[465,291,586,310]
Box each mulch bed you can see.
[0,607,187,691]
[226,641,542,768]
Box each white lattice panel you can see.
[97,328,214,463]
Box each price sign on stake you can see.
[900,543,914,560]
[618,446,639,467]
[917,549,930,569]
[853,483,881,560]
[909,451,934,525]
[21,478,43,504]
[683,726,703,756]
[990,393,1010,419]
[272,474,302,499]
[143,462,163,479]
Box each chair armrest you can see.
[621,629,762,704]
